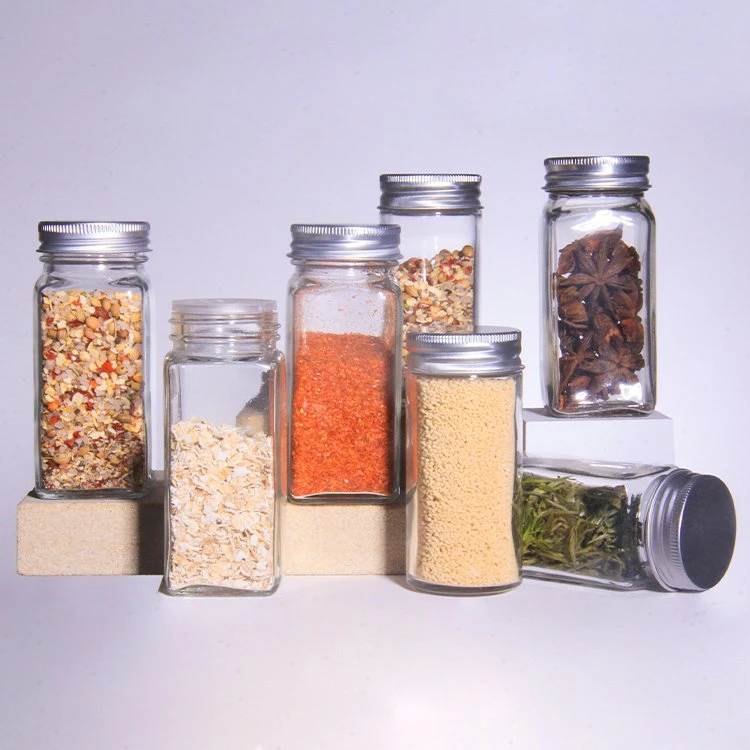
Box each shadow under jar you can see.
[287,224,402,504]
[404,328,524,596]
[163,299,284,597]
[33,221,152,499]
[541,156,656,416]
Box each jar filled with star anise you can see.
[541,156,656,417]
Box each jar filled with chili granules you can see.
[542,156,656,417]
[379,173,481,355]
[404,327,524,596]
[287,224,402,503]
[33,221,152,498]
[163,299,284,596]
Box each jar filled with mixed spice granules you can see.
[163,299,284,597]
[33,221,152,499]
[379,173,481,355]
[287,224,402,504]
[542,156,656,417]
[521,457,736,591]
[404,327,523,595]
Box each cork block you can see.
[17,481,405,576]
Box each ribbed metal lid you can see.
[543,156,650,193]
[38,221,151,254]
[289,224,401,261]
[406,327,523,376]
[379,173,482,212]
[644,469,736,591]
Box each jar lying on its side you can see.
[404,328,524,595]
[33,221,152,498]
[521,457,736,591]
[163,299,284,597]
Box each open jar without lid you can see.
[163,298,284,597]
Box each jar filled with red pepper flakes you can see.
[379,173,481,355]
[287,224,402,503]
[33,221,152,498]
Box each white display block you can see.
[523,408,675,465]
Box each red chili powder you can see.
[291,331,393,497]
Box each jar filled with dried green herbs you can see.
[521,458,736,591]
[541,156,655,416]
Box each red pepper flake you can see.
[98,361,115,374]
[291,331,393,497]
[43,350,56,360]
[48,415,61,425]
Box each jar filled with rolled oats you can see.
[163,299,284,597]
[379,173,481,353]
[34,221,152,499]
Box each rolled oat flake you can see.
[33,221,152,498]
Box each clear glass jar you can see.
[541,156,656,416]
[404,328,524,595]
[287,224,402,503]
[379,173,481,354]
[521,458,736,591]
[33,221,152,499]
[163,299,284,597]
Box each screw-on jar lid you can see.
[543,156,650,193]
[289,224,401,261]
[378,173,482,212]
[644,469,736,591]
[38,221,151,254]
[406,327,523,376]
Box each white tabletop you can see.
[3,567,747,749]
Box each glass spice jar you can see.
[379,173,481,355]
[404,328,524,595]
[33,221,152,499]
[541,156,656,416]
[287,224,402,504]
[163,299,284,597]
[521,457,736,591]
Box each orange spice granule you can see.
[291,331,394,497]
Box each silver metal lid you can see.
[289,224,401,261]
[378,173,482,212]
[170,298,279,341]
[644,469,736,591]
[38,221,151,254]
[406,327,523,376]
[543,156,650,193]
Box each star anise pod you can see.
[584,341,645,397]
[556,284,589,331]
[558,332,596,397]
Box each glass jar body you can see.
[541,192,655,416]
[287,260,402,503]
[405,370,523,595]
[380,208,479,352]
[163,339,284,596]
[34,257,151,498]
[521,458,672,589]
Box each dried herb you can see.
[520,473,639,581]
[554,227,645,411]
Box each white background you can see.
[1,2,748,748]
